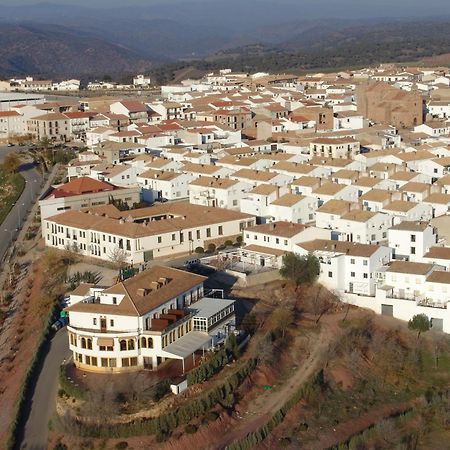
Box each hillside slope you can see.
[0,23,158,78]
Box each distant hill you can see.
[0,23,159,79]
[148,19,450,84]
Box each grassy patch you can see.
[0,168,25,225]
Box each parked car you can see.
[51,320,63,332]
[51,316,68,332]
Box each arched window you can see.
[128,339,135,350]
[81,337,86,349]
[87,338,92,350]
[148,337,153,349]
[120,339,127,351]
[141,337,147,348]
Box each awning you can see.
[97,337,114,346]
[160,332,212,360]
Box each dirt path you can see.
[216,317,339,449]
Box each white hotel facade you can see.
[66,266,236,373]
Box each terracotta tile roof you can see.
[246,221,306,238]
[271,193,306,207]
[383,200,417,213]
[298,239,381,257]
[68,266,206,316]
[232,169,276,182]
[243,244,285,257]
[390,221,429,232]
[426,270,450,284]
[386,261,434,275]
[317,199,355,215]
[424,246,450,260]
[424,193,450,204]
[46,177,116,198]
[190,176,238,189]
[248,184,278,195]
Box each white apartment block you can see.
[297,239,392,296]
[43,202,255,263]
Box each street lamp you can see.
[14,202,25,225]
[25,179,38,201]
[4,228,17,241]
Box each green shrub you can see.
[151,380,171,402]
[204,411,219,421]
[187,335,239,385]
[195,246,204,254]
[184,424,197,434]
[207,243,216,253]
[224,240,233,247]
[115,442,128,449]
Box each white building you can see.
[189,177,252,209]
[43,202,255,263]
[297,239,392,296]
[66,266,236,373]
[388,221,438,261]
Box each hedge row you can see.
[227,369,325,450]
[7,303,59,450]
[65,358,256,439]
[328,407,416,450]
[187,334,240,385]
[59,365,86,400]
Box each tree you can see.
[306,285,337,325]
[279,252,320,288]
[240,312,258,335]
[270,308,292,338]
[108,246,128,269]
[408,314,430,339]
[3,152,21,173]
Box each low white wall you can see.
[343,293,450,334]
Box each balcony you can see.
[144,310,192,334]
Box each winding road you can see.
[0,145,44,262]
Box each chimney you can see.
[151,281,161,290]
[158,277,168,285]
[137,288,149,296]
[269,222,275,231]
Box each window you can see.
[284,240,288,246]
[112,297,117,304]
[218,226,223,235]
[350,272,355,277]
[110,319,114,327]
[276,238,279,244]
[350,258,355,264]
[196,230,201,239]
[206,228,211,238]
[363,260,368,266]
[411,247,416,255]
[363,273,368,279]
[93,318,97,326]
[328,271,333,278]
[172,233,176,241]
[158,236,162,243]
[411,234,416,242]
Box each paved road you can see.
[0,145,44,262]
[19,328,71,450]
